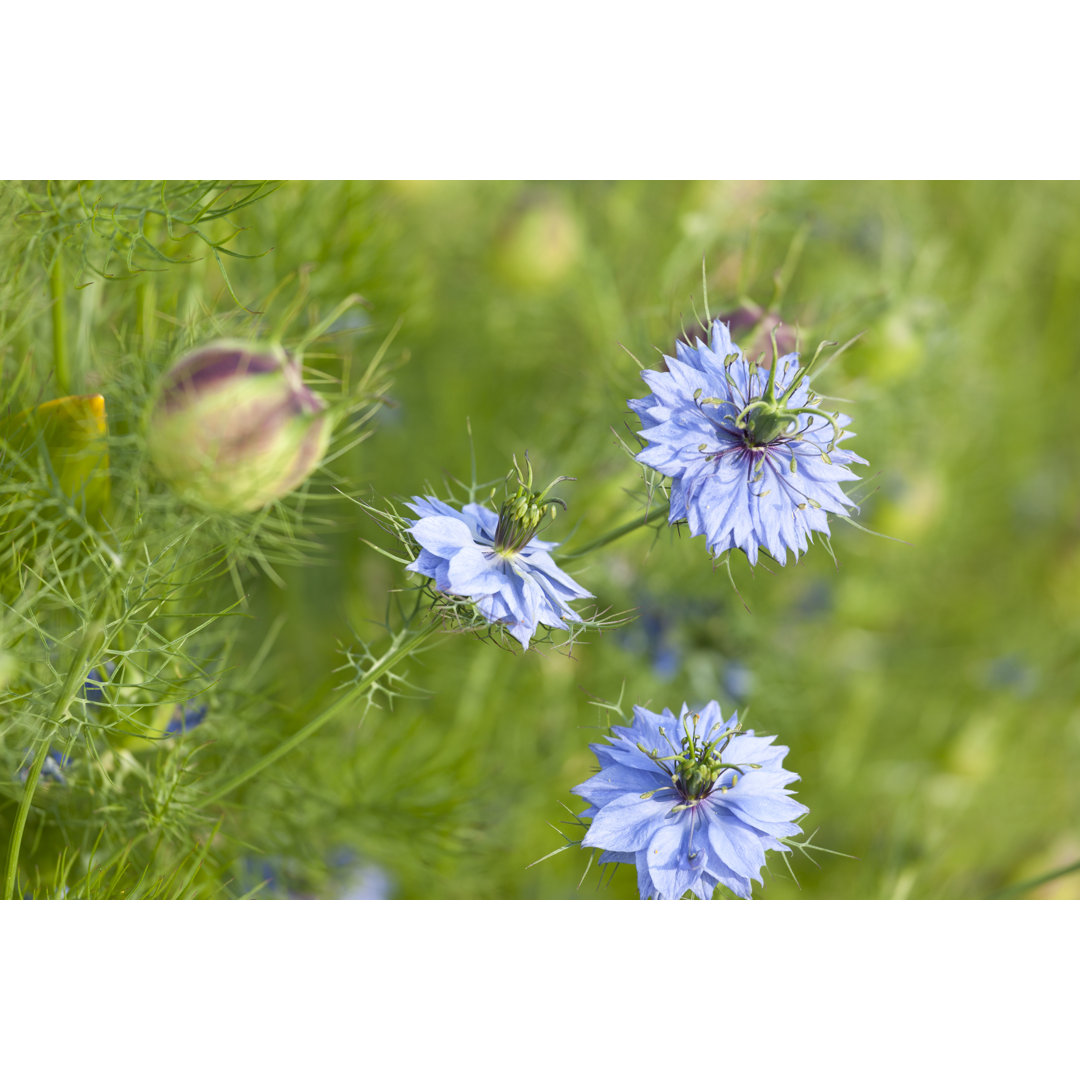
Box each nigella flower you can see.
[405,459,592,649]
[630,319,866,565]
[339,863,394,900]
[328,849,394,900]
[165,700,208,735]
[572,701,806,899]
[17,747,71,785]
[83,661,116,706]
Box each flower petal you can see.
[701,801,768,884]
[582,791,676,853]
[645,813,707,900]
[572,762,671,811]
[408,515,476,559]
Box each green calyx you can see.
[492,454,573,555]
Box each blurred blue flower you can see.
[721,660,754,703]
[339,862,394,900]
[629,319,865,566]
[639,611,680,679]
[796,579,833,618]
[83,661,208,738]
[572,701,806,899]
[617,601,681,679]
[239,858,287,898]
[165,700,208,735]
[983,654,1038,698]
[17,747,71,785]
[405,494,591,649]
[83,661,116,706]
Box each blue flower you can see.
[617,600,682,679]
[722,660,754,703]
[339,862,394,900]
[572,701,806,899]
[17,747,71,785]
[629,319,866,566]
[83,661,207,738]
[83,661,116,706]
[165,700,208,735]
[405,487,592,650]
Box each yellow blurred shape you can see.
[1049,547,1080,624]
[494,198,582,290]
[1011,838,1080,900]
[876,471,945,541]
[4,394,111,518]
[870,312,926,382]
[944,713,1002,781]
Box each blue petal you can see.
[583,791,676,853]
[645,812,707,900]
[635,850,660,900]
[724,790,808,827]
[701,801,768,883]
[597,849,637,867]
[405,548,447,579]
[445,546,504,596]
[405,495,468,522]
[572,762,672,810]
[690,701,734,743]
[408,515,475,559]
[706,864,753,900]
[460,501,499,539]
[519,549,593,601]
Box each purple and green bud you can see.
[147,340,331,512]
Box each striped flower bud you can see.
[147,341,331,512]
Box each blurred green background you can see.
[4,180,1079,899]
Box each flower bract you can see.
[405,495,592,649]
[572,701,806,899]
[629,319,866,565]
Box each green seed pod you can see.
[147,340,331,512]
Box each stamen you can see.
[493,455,574,554]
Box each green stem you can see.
[988,857,1080,899]
[136,275,157,349]
[50,247,70,396]
[3,741,50,900]
[560,498,671,561]
[3,582,112,900]
[83,620,441,890]
[190,621,439,811]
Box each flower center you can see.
[491,455,572,556]
[494,495,545,555]
[696,337,845,453]
[638,713,759,806]
[740,400,799,447]
[671,728,735,802]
